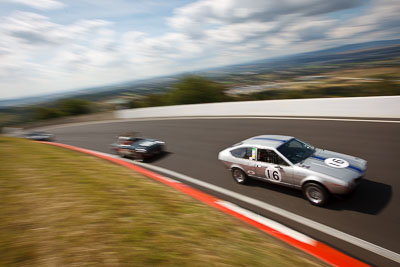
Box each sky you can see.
[0,0,399,100]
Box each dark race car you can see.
[111,133,165,161]
[24,131,55,141]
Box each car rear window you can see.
[231,147,252,159]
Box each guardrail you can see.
[115,96,400,119]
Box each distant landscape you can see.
[1,39,399,129]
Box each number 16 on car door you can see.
[256,163,282,182]
[265,166,281,181]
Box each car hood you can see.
[298,148,367,181]
[133,139,159,148]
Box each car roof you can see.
[241,135,294,149]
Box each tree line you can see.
[128,76,231,108]
[33,99,93,120]
[4,74,400,125]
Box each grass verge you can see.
[0,137,326,266]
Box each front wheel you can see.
[232,169,248,184]
[303,183,329,206]
[135,153,146,162]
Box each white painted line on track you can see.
[216,200,317,246]
[157,176,181,184]
[124,157,400,264]
[38,115,400,131]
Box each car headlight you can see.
[328,179,348,188]
[135,148,147,152]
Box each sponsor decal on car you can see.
[251,147,256,160]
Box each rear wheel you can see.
[115,150,124,157]
[232,168,248,184]
[303,182,329,206]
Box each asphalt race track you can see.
[44,118,400,266]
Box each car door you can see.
[255,148,293,185]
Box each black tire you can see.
[114,150,123,157]
[232,168,248,184]
[135,153,145,162]
[303,182,329,206]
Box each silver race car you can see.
[218,135,367,206]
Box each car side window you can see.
[257,149,288,166]
[231,147,253,159]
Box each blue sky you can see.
[0,0,399,100]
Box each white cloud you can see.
[329,0,400,40]
[168,0,363,31]
[206,21,276,43]
[0,0,400,100]
[0,11,120,97]
[165,0,369,57]
[9,0,65,10]
[330,25,374,39]
[0,11,110,47]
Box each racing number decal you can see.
[324,158,349,168]
[251,148,256,160]
[264,166,282,182]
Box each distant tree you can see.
[128,100,142,109]
[33,107,63,120]
[127,94,166,108]
[142,94,168,107]
[167,76,230,105]
[57,99,92,116]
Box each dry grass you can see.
[0,137,326,266]
[328,66,400,78]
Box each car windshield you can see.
[277,138,315,164]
